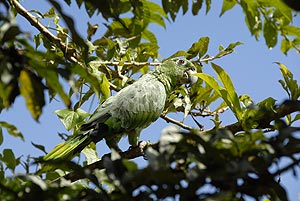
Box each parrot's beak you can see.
[186,69,198,86]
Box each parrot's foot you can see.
[128,141,149,157]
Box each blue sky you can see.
[1,0,300,200]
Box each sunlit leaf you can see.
[187,37,210,59]
[220,0,237,16]
[19,70,45,120]
[280,38,292,55]
[276,62,300,100]
[0,121,24,141]
[55,108,90,131]
[240,0,261,39]
[205,0,211,13]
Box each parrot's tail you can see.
[44,134,92,161]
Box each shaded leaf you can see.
[263,19,278,49]
[192,0,203,15]
[1,149,16,171]
[87,22,98,40]
[19,70,45,120]
[31,142,47,154]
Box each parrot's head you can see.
[165,57,198,86]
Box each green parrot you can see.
[44,57,197,161]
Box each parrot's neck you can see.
[150,69,177,95]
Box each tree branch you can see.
[57,141,159,182]
[223,100,300,134]
[10,0,79,62]
[160,114,193,130]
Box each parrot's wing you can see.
[79,74,167,142]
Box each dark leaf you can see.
[31,142,47,154]
[263,19,278,49]
[192,0,203,15]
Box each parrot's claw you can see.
[128,141,149,158]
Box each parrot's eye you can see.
[177,59,186,65]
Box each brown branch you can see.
[10,0,78,62]
[223,100,300,134]
[54,101,300,183]
[56,141,159,183]
[160,114,193,130]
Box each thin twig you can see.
[198,51,233,63]
[190,106,229,117]
[10,0,78,62]
[91,60,161,67]
[160,114,193,130]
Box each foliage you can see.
[0,0,300,200]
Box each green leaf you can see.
[240,0,261,39]
[282,25,300,36]
[55,108,90,131]
[184,94,192,118]
[280,38,292,55]
[31,142,47,154]
[1,149,16,171]
[99,73,110,101]
[0,121,24,141]
[82,143,99,165]
[205,0,211,14]
[216,41,243,57]
[145,1,167,28]
[276,62,300,100]
[43,7,56,18]
[19,70,45,121]
[142,29,157,44]
[87,22,98,40]
[187,37,210,59]
[198,37,210,58]
[122,160,138,172]
[273,0,292,22]
[256,97,276,111]
[169,50,191,59]
[263,19,278,49]
[192,0,203,15]
[211,63,242,120]
[195,65,242,121]
[220,0,237,16]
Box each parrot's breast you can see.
[108,74,167,131]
